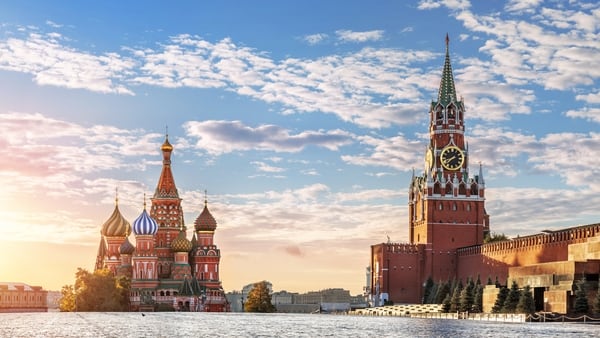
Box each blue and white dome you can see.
[132,209,158,235]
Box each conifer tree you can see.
[442,293,452,313]
[472,284,483,313]
[459,278,474,312]
[492,286,508,313]
[435,281,450,304]
[516,285,535,314]
[573,277,589,314]
[594,286,600,314]
[501,280,521,313]
[449,282,463,312]
[487,276,493,285]
[427,282,439,304]
[422,277,434,304]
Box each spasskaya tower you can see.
[408,35,489,280]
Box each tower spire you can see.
[437,33,458,106]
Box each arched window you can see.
[445,182,452,195]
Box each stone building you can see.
[95,135,229,312]
[369,36,600,314]
[0,282,48,312]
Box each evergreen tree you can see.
[422,277,434,304]
[492,286,508,313]
[487,276,493,285]
[516,285,535,314]
[244,281,276,313]
[427,282,439,304]
[459,278,474,312]
[594,286,600,314]
[442,293,452,313]
[472,284,483,313]
[435,281,450,304]
[573,277,589,314]
[501,280,521,313]
[449,282,463,312]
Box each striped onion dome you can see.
[101,203,131,237]
[194,199,217,232]
[132,208,158,235]
[119,237,135,255]
[171,228,192,252]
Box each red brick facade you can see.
[370,37,600,313]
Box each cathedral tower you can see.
[150,134,185,279]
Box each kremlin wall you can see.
[369,37,600,314]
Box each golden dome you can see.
[171,228,192,252]
[161,134,173,152]
[101,203,131,237]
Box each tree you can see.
[484,232,509,243]
[459,278,474,312]
[435,281,450,304]
[472,284,483,313]
[422,277,434,304]
[492,286,508,313]
[59,268,130,312]
[595,286,600,314]
[502,280,521,313]
[442,293,452,313]
[59,284,76,312]
[516,285,535,314]
[244,281,276,313]
[573,277,589,314]
[449,281,463,312]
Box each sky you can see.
[0,0,599,295]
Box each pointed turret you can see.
[437,33,458,106]
[154,134,179,199]
[94,237,107,271]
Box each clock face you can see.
[440,146,464,171]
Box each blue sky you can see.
[0,0,599,294]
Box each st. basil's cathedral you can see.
[94,135,230,312]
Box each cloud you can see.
[251,161,286,173]
[505,0,543,14]
[335,29,384,43]
[341,134,424,171]
[303,33,328,45]
[0,32,135,94]
[183,120,354,155]
[564,107,600,123]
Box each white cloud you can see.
[252,161,286,173]
[335,29,384,43]
[303,33,328,45]
[0,32,135,94]
[183,120,354,155]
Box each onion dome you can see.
[101,198,131,237]
[194,198,217,232]
[119,237,135,255]
[133,207,158,235]
[161,134,173,152]
[171,228,192,252]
